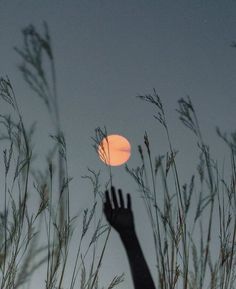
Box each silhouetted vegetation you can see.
[0,23,235,289]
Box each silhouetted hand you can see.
[103,187,156,289]
[103,187,135,235]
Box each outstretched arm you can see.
[104,187,156,289]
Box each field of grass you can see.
[0,23,235,289]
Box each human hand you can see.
[103,187,135,235]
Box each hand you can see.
[103,187,135,234]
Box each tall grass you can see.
[126,90,236,289]
[0,23,235,289]
[0,24,123,289]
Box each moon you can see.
[98,134,131,166]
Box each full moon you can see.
[98,134,131,166]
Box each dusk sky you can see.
[1,1,236,288]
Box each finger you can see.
[104,190,112,209]
[127,193,132,210]
[118,189,124,208]
[103,191,112,220]
[111,186,118,208]
[103,204,112,224]
[103,202,110,216]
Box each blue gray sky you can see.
[1,1,236,288]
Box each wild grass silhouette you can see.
[125,91,236,289]
[0,23,235,289]
[0,24,122,289]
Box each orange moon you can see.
[98,134,131,166]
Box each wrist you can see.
[119,229,142,252]
[118,228,137,240]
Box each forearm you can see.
[119,230,156,289]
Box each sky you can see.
[1,1,236,288]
